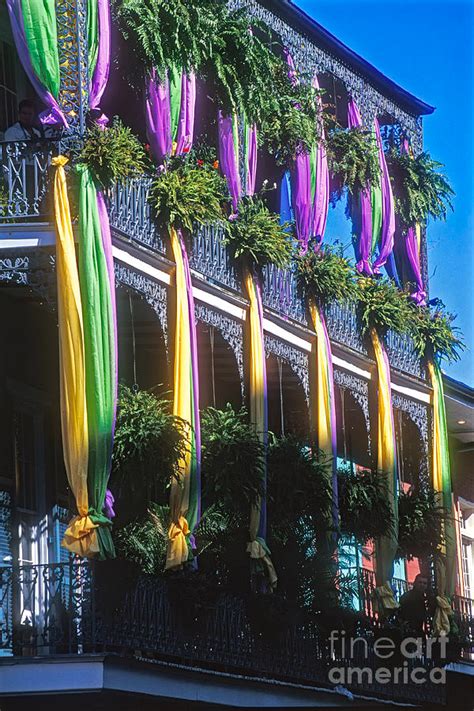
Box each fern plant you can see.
[112,386,189,517]
[114,503,170,574]
[397,486,444,560]
[258,64,324,165]
[295,240,358,306]
[201,405,265,512]
[149,151,229,233]
[410,302,464,364]
[77,118,147,189]
[386,149,454,228]
[357,276,414,336]
[337,466,393,544]
[224,194,295,270]
[325,127,380,203]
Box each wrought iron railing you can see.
[385,328,424,379]
[108,177,166,254]
[262,262,306,324]
[190,222,240,292]
[325,300,367,355]
[2,560,472,703]
[0,140,56,221]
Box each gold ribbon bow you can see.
[166,516,190,570]
[62,515,99,557]
[247,540,278,589]
[374,582,399,613]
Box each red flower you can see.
[213,160,219,170]
[144,143,151,154]
[197,159,204,167]
[183,146,190,153]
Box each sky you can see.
[296,0,474,386]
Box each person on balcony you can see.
[4,100,42,141]
[398,574,436,637]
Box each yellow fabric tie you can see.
[246,541,278,589]
[52,156,96,556]
[374,582,399,613]
[433,595,452,637]
[166,516,190,571]
[310,301,332,456]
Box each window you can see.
[462,542,472,599]
[0,41,17,133]
[13,411,37,512]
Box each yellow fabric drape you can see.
[310,301,332,456]
[166,227,192,569]
[370,328,398,611]
[244,269,277,589]
[52,156,99,557]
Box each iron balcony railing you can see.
[2,560,472,704]
[0,140,56,221]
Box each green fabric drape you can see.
[87,0,99,79]
[21,0,60,98]
[77,164,115,559]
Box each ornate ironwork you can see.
[262,263,306,325]
[264,334,309,402]
[108,178,166,254]
[115,261,168,346]
[333,367,371,439]
[0,560,454,704]
[385,329,424,379]
[392,392,429,481]
[56,0,89,138]
[0,251,56,309]
[230,0,423,153]
[325,301,367,355]
[0,141,56,220]
[195,302,244,388]
[190,223,240,292]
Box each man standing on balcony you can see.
[4,99,42,141]
[399,574,436,637]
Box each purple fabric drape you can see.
[347,98,373,275]
[175,72,196,155]
[146,72,172,163]
[218,111,241,211]
[311,74,329,240]
[372,118,395,273]
[246,123,258,197]
[399,140,426,305]
[6,0,67,127]
[89,0,111,118]
[285,50,312,248]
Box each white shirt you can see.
[4,122,42,141]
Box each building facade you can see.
[0,0,472,708]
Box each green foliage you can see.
[387,149,454,228]
[258,64,324,165]
[114,503,169,574]
[410,302,465,364]
[115,0,279,123]
[224,194,295,269]
[267,435,332,542]
[397,486,444,560]
[337,466,393,544]
[112,385,188,515]
[149,151,229,233]
[77,118,147,189]
[357,276,414,336]
[201,404,265,512]
[295,240,357,305]
[326,127,380,202]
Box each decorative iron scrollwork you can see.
[114,262,168,345]
[264,334,310,402]
[333,368,371,445]
[195,303,244,390]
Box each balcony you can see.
[0,156,425,380]
[2,560,471,706]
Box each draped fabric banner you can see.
[166,227,201,569]
[244,268,277,590]
[309,302,338,529]
[7,0,67,126]
[218,111,242,211]
[372,118,395,273]
[244,119,258,197]
[370,329,399,611]
[347,99,373,275]
[52,156,98,556]
[310,75,329,241]
[146,71,172,162]
[76,164,116,559]
[428,360,456,635]
[285,50,312,247]
[88,0,111,115]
